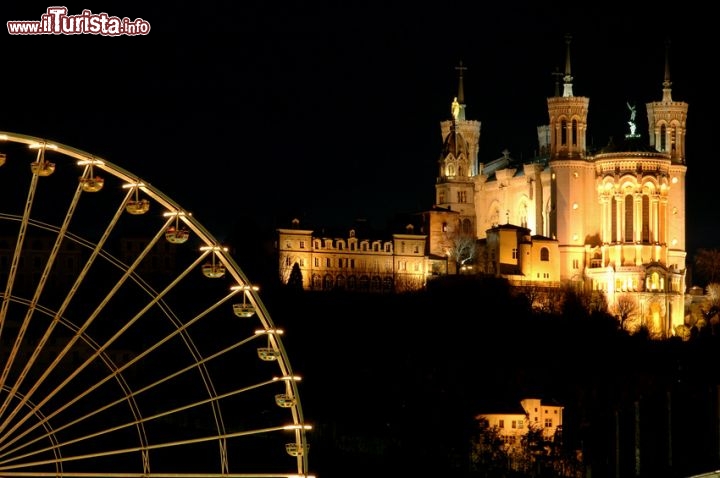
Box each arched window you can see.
[540,247,549,261]
[561,119,568,145]
[323,274,333,290]
[358,275,370,292]
[642,195,650,242]
[312,274,322,290]
[624,194,634,242]
[660,124,667,151]
[519,203,528,228]
[462,218,472,234]
[611,195,617,242]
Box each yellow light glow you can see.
[572,203,579,210]
[163,211,188,217]
[255,329,284,335]
[77,158,105,166]
[122,182,145,188]
[200,245,228,252]
[29,142,58,150]
[671,176,678,184]
[232,284,260,292]
[283,424,312,431]
[273,375,302,382]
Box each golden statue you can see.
[451,97,461,120]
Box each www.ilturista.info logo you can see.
[7,7,151,36]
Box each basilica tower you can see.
[547,35,595,283]
[436,62,481,237]
[645,41,688,275]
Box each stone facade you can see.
[277,221,428,293]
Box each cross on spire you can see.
[562,33,574,97]
[455,60,467,104]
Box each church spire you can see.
[455,60,466,104]
[562,34,574,97]
[662,38,673,102]
[646,38,687,162]
[451,61,468,121]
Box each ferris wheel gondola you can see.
[124,181,150,214]
[78,157,105,192]
[164,211,190,244]
[29,142,55,176]
[232,284,258,318]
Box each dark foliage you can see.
[265,277,720,477]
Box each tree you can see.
[286,262,304,291]
[615,295,638,331]
[698,282,720,335]
[693,248,720,286]
[469,423,509,477]
[446,232,477,274]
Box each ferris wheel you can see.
[0,131,311,477]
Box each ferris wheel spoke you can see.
[0,132,311,477]
[0,167,89,404]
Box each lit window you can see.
[540,248,549,261]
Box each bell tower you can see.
[646,40,688,164]
[436,62,481,237]
[546,34,590,161]
[547,34,593,284]
[646,39,688,276]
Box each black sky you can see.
[0,2,716,255]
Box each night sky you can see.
[0,2,716,254]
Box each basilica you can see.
[276,37,688,338]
